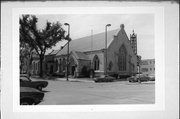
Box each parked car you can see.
[94,75,116,83]
[20,75,48,91]
[20,87,44,105]
[20,73,30,78]
[127,74,150,83]
[148,74,155,81]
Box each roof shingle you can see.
[56,29,120,56]
[71,50,90,60]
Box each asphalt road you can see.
[38,78,155,105]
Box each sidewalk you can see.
[31,75,95,83]
[56,77,95,83]
[31,75,154,84]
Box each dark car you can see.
[20,75,48,91]
[148,74,155,81]
[20,87,44,105]
[127,74,150,83]
[94,75,115,83]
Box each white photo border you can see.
[12,7,165,112]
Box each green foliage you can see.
[19,15,65,76]
[20,15,65,55]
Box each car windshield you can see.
[135,74,145,77]
[20,76,31,82]
[149,74,155,77]
[99,75,110,78]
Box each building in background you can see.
[140,59,155,76]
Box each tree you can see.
[20,15,65,77]
[20,41,32,73]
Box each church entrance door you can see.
[50,65,53,74]
[71,66,75,76]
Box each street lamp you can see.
[64,23,70,81]
[105,24,111,75]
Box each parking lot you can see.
[38,78,155,105]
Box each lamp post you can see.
[64,23,70,81]
[105,24,111,75]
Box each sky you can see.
[36,14,154,59]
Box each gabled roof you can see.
[71,50,90,60]
[56,28,120,56]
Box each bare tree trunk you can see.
[39,54,44,78]
[27,60,32,77]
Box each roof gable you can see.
[71,50,90,60]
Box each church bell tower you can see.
[130,30,137,55]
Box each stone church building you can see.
[42,24,139,78]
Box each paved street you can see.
[37,78,155,105]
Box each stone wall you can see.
[77,59,91,77]
[107,26,138,76]
[85,50,105,72]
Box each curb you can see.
[56,78,95,83]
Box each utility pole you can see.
[105,24,111,75]
[91,29,93,69]
[64,23,70,81]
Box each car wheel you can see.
[20,99,34,105]
[21,102,30,105]
[37,85,43,91]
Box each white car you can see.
[127,74,150,83]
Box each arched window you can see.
[33,62,35,71]
[63,58,66,71]
[38,61,40,71]
[93,55,100,70]
[118,45,127,71]
[36,62,37,70]
[59,59,62,72]
[55,60,58,71]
